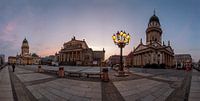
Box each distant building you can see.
[8,56,16,64]
[126,51,134,67]
[107,55,127,66]
[57,36,105,66]
[41,55,57,65]
[93,51,105,66]
[8,38,41,65]
[129,12,174,68]
[0,54,5,65]
[198,60,200,68]
[32,53,41,65]
[174,54,192,69]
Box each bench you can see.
[43,69,57,74]
[65,71,82,77]
[85,72,102,78]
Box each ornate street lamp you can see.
[112,30,131,76]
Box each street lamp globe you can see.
[112,30,131,76]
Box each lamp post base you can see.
[115,71,129,77]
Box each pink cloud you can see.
[3,21,16,34]
[38,48,59,57]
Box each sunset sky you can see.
[0,0,200,61]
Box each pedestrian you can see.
[12,64,15,72]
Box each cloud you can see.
[38,48,58,57]
[3,21,16,34]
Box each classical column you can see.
[59,54,61,62]
[167,54,169,66]
[80,51,82,61]
[164,53,166,65]
[70,52,72,61]
[76,51,78,61]
[136,55,138,66]
[162,52,164,64]
[141,54,143,66]
[166,54,168,66]
[61,54,63,62]
[66,52,68,62]
[67,52,69,62]
[78,51,80,60]
[64,53,66,62]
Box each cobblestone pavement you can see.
[189,69,200,101]
[113,78,174,101]
[0,66,14,101]
[0,65,195,101]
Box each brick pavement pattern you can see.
[0,65,197,101]
[0,66,14,101]
[189,69,200,101]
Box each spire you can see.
[168,41,170,46]
[153,9,156,15]
[23,37,28,43]
[163,41,165,46]
[72,36,76,40]
[140,38,143,44]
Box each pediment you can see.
[165,46,174,53]
[134,44,147,52]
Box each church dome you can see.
[149,14,160,24]
[21,38,29,48]
[23,38,28,43]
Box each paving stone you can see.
[163,88,174,97]
[140,94,156,101]
[69,96,90,101]
[124,94,140,101]
[8,65,192,101]
[47,87,73,100]
[189,69,200,100]
[16,73,54,82]
[27,86,43,99]
[0,91,13,98]
[84,91,101,99]
[0,67,14,101]
[38,97,49,101]
[189,98,200,101]
[120,90,138,96]
[0,98,14,101]
[37,87,63,101]
[189,92,200,98]
[154,96,166,101]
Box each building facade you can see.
[126,52,134,67]
[0,54,5,65]
[8,38,41,65]
[107,55,127,66]
[8,56,16,64]
[130,12,174,68]
[174,54,192,69]
[57,36,105,66]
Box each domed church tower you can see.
[131,11,174,68]
[146,11,162,45]
[21,38,29,56]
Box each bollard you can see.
[38,65,42,73]
[102,68,109,82]
[58,67,64,78]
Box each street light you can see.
[112,30,130,76]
